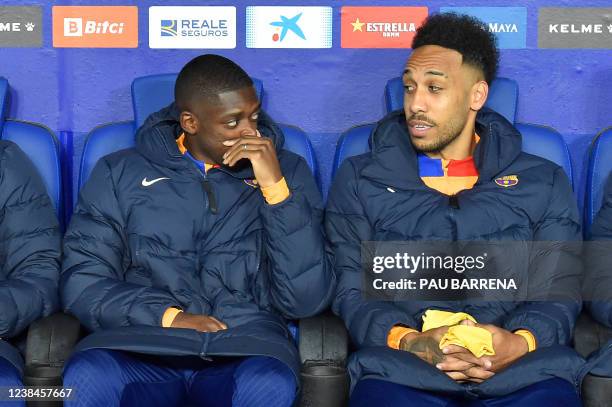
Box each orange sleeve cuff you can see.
[514,329,537,352]
[387,326,418,349]
[261,177,290,205]
[162,307,183,328]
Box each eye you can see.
[429,85,442,93]
[250,111,259,121]
[226,119,238,128]
[404,85,415,94]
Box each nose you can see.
[239,122,257,137]
[405,87,427,116]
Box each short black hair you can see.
[412,13,499,85]
[175,54,253,111]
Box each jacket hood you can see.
[362,107,522,189]
[134,102,285,178]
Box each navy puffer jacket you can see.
[582,175,612,377]
[326,108,585,397]
[0,141,60,374]
[61,104,335,380]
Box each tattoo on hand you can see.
[401,337,444,365]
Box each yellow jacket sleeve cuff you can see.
[261,177,290,205]
[387,326,418,349]
[162,307,183,328]
[514,329,537,352]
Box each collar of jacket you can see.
[134,102,285,180]
[361,107,522,190]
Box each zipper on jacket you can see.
[202,178,218,214]
[185,157,218,215]
[448,195,459,241]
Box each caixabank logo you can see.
[539,8,612,48]
[53,6,138,48]
[246,6,332,48]
[0,6,42,47]
[149,6,236,49]
[341,7,428,48]
[440,7,527,49]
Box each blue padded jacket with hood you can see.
[61,104,335,381]
[326,108,586,397]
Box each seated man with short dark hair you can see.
[0,141,60,405]
[61,54,334,407]
[326,13,583,406]
[583,175,612,379]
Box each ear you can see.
[470,80,488,111]
[180,111,198,135]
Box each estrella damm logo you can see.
[495,175,519,188]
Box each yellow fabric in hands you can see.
[387,326,418,349]
[161,307,183,328]
[421,310,494,357]
[440,325,495,358]
[421,310,477,332]
[514,329,537,352]
[261,178,290,204]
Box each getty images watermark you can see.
[361,241,583,301]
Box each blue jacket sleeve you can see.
[503,167,582,347]
[0,142,60,337]
[61,158,180,331]
[259,154,335,319]
[325,159,417,348]
[585,175,612,328]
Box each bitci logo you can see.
[53,6,138,48]
[63,18,125,36]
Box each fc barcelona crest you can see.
[495,175,519,188]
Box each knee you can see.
[234,357,296,406]
[63,349,122,406]
[64,349,120,383]
[0,358,21,388]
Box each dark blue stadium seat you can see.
[385,76,518,123]
[333,77,573,186]
[0,77,62,221]
[78,121,133,190]
[80,75,317,191]
[516,123,573,185]
[585,127,612,237]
